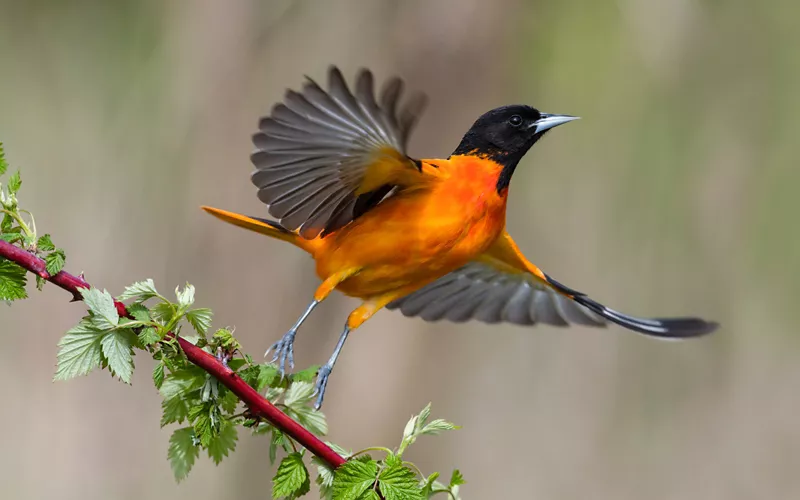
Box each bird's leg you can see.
[313,290,407,409]
[266,300,319,376]
[267,267,362,377]
[313,323,350,410]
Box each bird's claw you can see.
[265,330,296,377]
[313,364,333,410]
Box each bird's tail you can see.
[544,274,718,338]
[201,206,306,249]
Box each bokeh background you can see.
[1,0,799,499]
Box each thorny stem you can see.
[0,239,347,469]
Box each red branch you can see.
[0,240,346,469]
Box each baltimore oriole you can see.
[203,66,718,408]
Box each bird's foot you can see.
[265,329,296,377]
[312,364,333,410]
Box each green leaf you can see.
[7,170,21,195]
[449,469,465,488]
[420,419,460,436]
[186,308,213,335]
[0,232,22,243]
[291,364,320,383]
[378,462,423,500]
[176,283,195,308]
[160,367,206,400]
[0,258,27,301]
[219,388,239,414]
[207,419,238,465]
[127,302,151,322]
[420,472,439,498]
[190,401,221,447]
[37,234,55,251]
[287,404,328,437]
[240,363,278,392]
[0,142,7,175]
[150,302,174,323]
[79,288,119,329]
[100,329,137,383]
[153,361,165,389]
[44,249,66,276]
[332,458,378,500]
[269,428,282,464]
[139,327,160,346]
[35,275,45,291]
[284,381,315,408]
[168,427,199,482]
[54,319,104,380]
[273,452,310,499]
[118,279,158,302]
[312,455,335,490]
[212,328,240,350]
[161,394,191,427]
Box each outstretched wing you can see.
[251,66,428,238]
[387,232,718,338]
[386,259,606,327]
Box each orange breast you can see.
[307,156,509,299]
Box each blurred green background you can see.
[1,0,798,499]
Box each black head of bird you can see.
[452,104,579,192]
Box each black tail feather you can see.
[545,274,718,338]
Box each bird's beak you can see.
[530,113,580,134]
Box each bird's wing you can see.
[251,66,428,239]
[387,232,718,338]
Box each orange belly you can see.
[309,179,507,299]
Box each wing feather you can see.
[251,66,428,238]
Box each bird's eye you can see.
[508,115,523,127]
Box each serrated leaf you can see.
[284,381,315,408]
[420,419,460,435]
[220,388,239,414]
[118,279,158,301]
[253,364,279,391]
[37,234,55,251]
[332,458,378,500]
[80,288,119,329]
[312,455,335,488]
[273,452,310,499]
[190,401,221,447]
[150,302,175,323]
[153,362,165,389]
[207,419,238,465]
[7,170,21,195]
[159,367,206,400]
[0,258,27,301]
[127,303,151,322]
[54,319,104,380]
[139,327,160,346]
[449,469,465,488]
[227,358,247,372]
[35,275,45,291]
[176,283,195,308]
[1,232,22,243]
[287,405,328,436]
[44,249,65,276]
[186,308,212,335]
[100,329,136,383]
[326,441,352,458]
[417,403,432,429]
[384,453,402,468]
[212,328,240,350]
[291,364,320,383]
[378,462,423,500]
[161,394,191,427]
[168,427,199,482]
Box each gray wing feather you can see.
[387,262,606,328]
[250,66,427,239]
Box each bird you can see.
[202,66,718,409]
